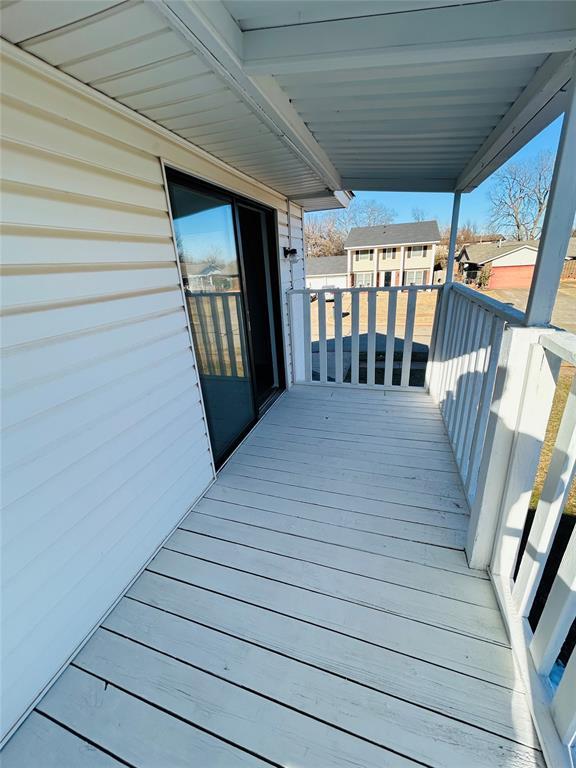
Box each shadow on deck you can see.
[3,385,544,768]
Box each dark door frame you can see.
[164,166,286,467]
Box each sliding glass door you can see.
[166,169,284,466]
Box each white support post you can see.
[399,246,405,286]
[525,65,576,326]
[445,191,461,285]
[373,249,378,287]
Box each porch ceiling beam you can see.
[243,3,576,75]
[155,0,343,193]
[457,52,575,192]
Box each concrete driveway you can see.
[485,282,576,333]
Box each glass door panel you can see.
[167,177,255,465]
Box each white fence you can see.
[288,285,441,389]
[428,282,525,504]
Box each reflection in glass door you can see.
[167,176,256,465]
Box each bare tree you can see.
[488,151,553,240]
[412,207,426,222]
[305,198,396,257]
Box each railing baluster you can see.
[234,293,248,378]
[437,288,456,405]
[400,289,416,387]
[334,291,343,383]
[530,525,576,675]
[446,297,474,438]
[209,294,225,376]
[464,316,504,501]
[222,293,238,377]
[440,292,463,415]
[196,295,215,375]
[513,373,576,616]
[425,287,443,397]
[551,638,576,746]
[454,305,484,467]
[318,291,327,383]
[367,290,377,386]
[303,292,312,382]
[384,291,397,386]
[351,290,360,385]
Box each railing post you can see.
[445,191,461,285]
[525,59,576,326]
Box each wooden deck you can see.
[3,385,544,768]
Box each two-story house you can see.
[345,221,441,287]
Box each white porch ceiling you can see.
[2,0,575,203]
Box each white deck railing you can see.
[487,331,576,768]
[428,282,525,504]
[288,285,441,390]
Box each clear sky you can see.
[350,115,564,232]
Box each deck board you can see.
[3,385,544,767]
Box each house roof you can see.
[306,254,348,276]
[345,221,441,249]
[459,237,576,265]
[459,240,539,265]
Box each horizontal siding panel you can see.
[2,369,196,513]
[3,329,191,429]
[4,412,208,587]
[3,458,213,746]
[2,310,186,391]
[1,288,184,347]
[2,265,178,311]
[0,228,175,266]
[3,444,211,654]
[3,352,196,470]
[2,182,170,236]
[1,140,168,209]
[1,98,163,183]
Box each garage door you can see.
[488,265,535,289]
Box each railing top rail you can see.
[288,284,442,295]
[539,330,576,365]
[451,282,526,325]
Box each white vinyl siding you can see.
[0,44,299,744]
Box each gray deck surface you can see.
[3,385,544,767]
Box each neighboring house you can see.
[457,240,539,289]
[344,221,441,287]
[458,238,576,289]
[305,254,348,289]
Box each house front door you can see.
[166,169,284,466]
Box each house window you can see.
[382,248,397,259]
[355,249,373,261]
[355,272,374,287]
[404,270,426,285]
[406,245,427,258]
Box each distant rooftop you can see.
[306,254,348,275]
[345,221,441,249]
